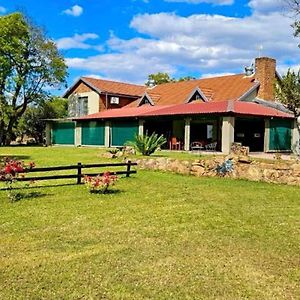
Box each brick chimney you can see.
[255,57,276,101]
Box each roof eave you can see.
[62,78,102,98]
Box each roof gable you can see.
[185,87,208,103]
[63,77,146,98]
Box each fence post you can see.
[126,160,131,177]
[77,162,82,184]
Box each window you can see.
[207,125,213,139]
[77,96,88,116]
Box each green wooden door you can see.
[81,121,105,146]
[269,119,292,151]
[111,121,138,146]
[52,122,75,145]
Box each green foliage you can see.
[0,12,67,145]
[127,133,167,156]
[285,1,300,43]
[275,68,300,117]
[145,72,196,86]
[178,76,196,81]
[145,72,175,86]
[17,97,68,143]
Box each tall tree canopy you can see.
[285,0,300,38]
[276,69,300,118]
[0,12,67,145]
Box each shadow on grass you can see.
[8,191,50,203]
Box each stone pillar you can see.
[292,119,300,154]
[184,118,191,151]
[105,121,111,148]
[221,116,235,154]
[45,122,51,146]
[264,119,270,152]
[75,122,82,146]
[138,119,145,136]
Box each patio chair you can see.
[190,141,204,151]
[169,137,181,150]
[205,142,217,151]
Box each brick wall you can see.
[255,57,276,101]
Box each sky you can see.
[0,0,299,90]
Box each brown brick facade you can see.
[99,94,138,110]
[70,82,138,112]
[255,57,276,101]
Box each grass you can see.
[0,146,300,299]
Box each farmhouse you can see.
[46,57,299,153]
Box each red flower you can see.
[4,165,13,174]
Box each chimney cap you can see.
[255,56,276,62]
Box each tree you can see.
[178,76,196,82]
[0,13,67,145]
[145,73,196,86]
[275,69,300,153]
[145,72,175,86]
[284,1,300,38]
[17,97,68,144]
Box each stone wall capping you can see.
[133,156,300,186]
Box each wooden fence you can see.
[15,161,137,184]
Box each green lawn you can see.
[0,146,299,299]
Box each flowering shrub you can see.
[84,172,118,194]
[216,159,234,176]
[0,158,35,202]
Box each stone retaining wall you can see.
[134,156,300,186]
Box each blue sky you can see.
[0,0,299,91]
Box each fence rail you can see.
[15,161,137,184]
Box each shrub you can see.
[216,159,234,176]
[127,133,167,156]
[0,158,35,202]
[84,172,118,194]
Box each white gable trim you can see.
[239,82,260,101]
[185,87,208,103]
[137,92,155,106]
[63,78,102,98]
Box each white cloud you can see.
[64,3,300,83]
[165,0,233,5]
[67,53,176,84]
[0,6,6,14]
[248,0,286,15]
[63,5,83,17]
[201,72,235,78]
[56,33,99,50]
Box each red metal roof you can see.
[73,104,170,120]
[74,101,293,120]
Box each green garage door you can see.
[111,121,138,146]
[52,122,75,145]
[269,119,292,151]
[81,121,105,146]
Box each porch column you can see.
[138,119,145,136]
[45,122,51,146]
[75,122,82,146]
[221,116,235,154]
[264,119,270,152]
[184,118,191,151]
[104,121,111,148]
[292,118,300,154]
